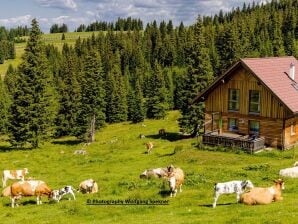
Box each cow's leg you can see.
[236,192,240,202]
[179,184,182,193]
[71,192,76,200]
[2,176,6,188]
[213,192,220,208]
[11,197,15,208]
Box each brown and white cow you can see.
[167,167,184,197]
[145,142,154,154]
[10,180,53,207]
[240,179,285,205]
[78,179,98,194]
[140,168,168,179]
[2,168,29,188]
[1,185,11,197]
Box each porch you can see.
[202,131,265,153]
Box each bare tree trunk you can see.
[89,113,96,143]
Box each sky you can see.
[0,0,269,33]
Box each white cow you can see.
[2,168,29,187]
[140,168,168,179]
[51,185,76,202]
[279,162,298,178]
[213,180,254,208]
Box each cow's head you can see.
[274,179,285,190]
[168,175,176,192]
[140,170,148,179]
[242,180,254,190]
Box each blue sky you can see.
[0,0,268,33]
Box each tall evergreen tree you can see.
[179,16,213,136]
[75,50,106,142]
[0,77,9,133]
[8,19,56,148]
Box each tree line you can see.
[0,0,298,148]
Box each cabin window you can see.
[249,90,260,113]
[291,122,296,136]
[228,118,238,132]
[249,120,260,136]
[228,89,240,111]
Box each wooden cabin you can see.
[194,57,298,151]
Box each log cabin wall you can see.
[284,117,298,148]
[204,66,289,148]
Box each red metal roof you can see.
[241,56,298,113]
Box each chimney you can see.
[290,63,295,80]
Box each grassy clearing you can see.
[0,31,101,78]
[0,110,297,224]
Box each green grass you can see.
[0,110,297,224]
[0,31,102,78]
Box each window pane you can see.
[249,120,260,135]
[249,90,260,113]
[228,118,238,131]
[228,89,239,111]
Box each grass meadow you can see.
[0,31,101,78]
[0,111,297,224]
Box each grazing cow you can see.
[145,142,154,154]
[158,129,166,136]
[10,180,53,207]
[212,180,254,208]
[240,179,284,205]
[168,167,184,197]
[2,168,29,187]
[1,186,11,197]
[51,186,76,202]
[78,179,98,194]
[279,163,298,178]
[140,168,168,179]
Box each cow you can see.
[145,142,154,154]
[212,180,254,208]
[279,165,298,178]
[78,179,98,194]
[10,180,53,207]
[51,185,76,202]
[1,186,11,197]
[2,168,29,188]
[140,168,168,179]
[158,129,166,136]
[167,167,184,197]
[139,134,145,139]
[240,179,284,205]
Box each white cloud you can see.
[36,0,77,11]
[0,15,32,27]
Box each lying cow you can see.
[212,180,254,208]
[2,168,29,187]
[240,179,284,205]
[51,185,76,202]
[168,167,184,197]
[10,180,53,207]
[140,168,168,179]
[78,179,98,194]
[279,162,298,178]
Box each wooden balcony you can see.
[202,131,265,153]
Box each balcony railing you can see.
[202,132,265,153]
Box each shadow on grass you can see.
[158,190,171,198]
[51,139,82,146]
[145,132,192,142]
[198,202,234,208]
[0,145,35,152]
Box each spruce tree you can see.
[75,49,106,142]
[0,77,9,134]
[8,19,56,148]
[178,16,213,136]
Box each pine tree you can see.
[0,77,9,133]
[75,50,106,142]
[8,19,56,148]
[55,44,81,137]
[179,16,213,136]
[105,51,128,123]
[146,61,168,119]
